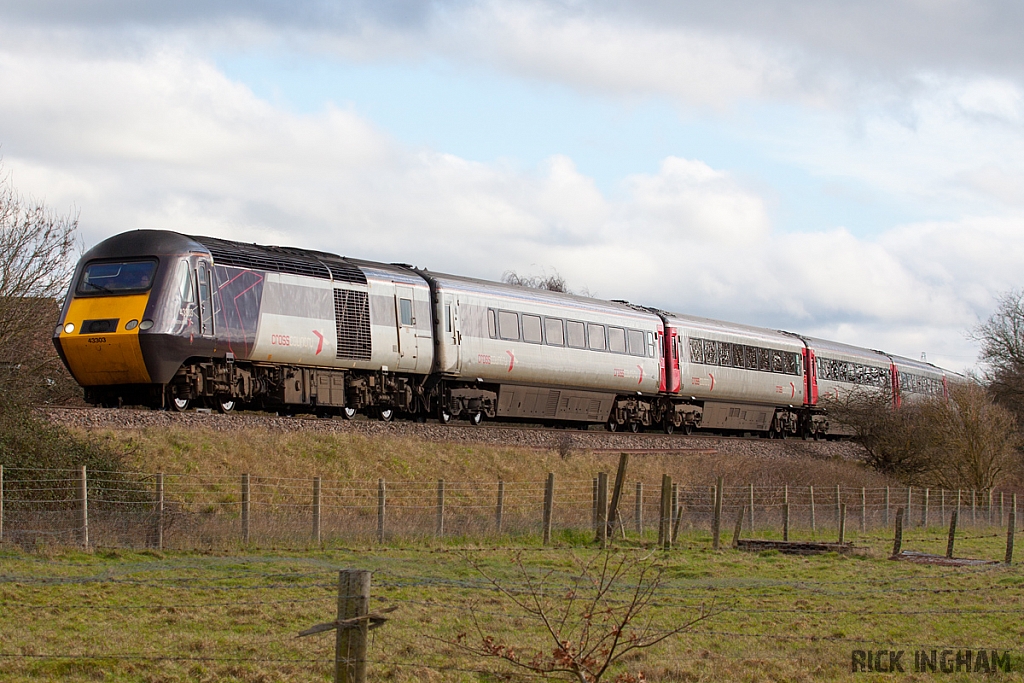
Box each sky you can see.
[2,1,1023,373]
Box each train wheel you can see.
[438,407,452,425]
[342,406,356,420]
[629,421,641,434]
[378,407,394,422]
[682,423,693,435]
[216,398,236,414]
[606,419,620,432]
[171,397,189,412]
[469,411,483,426]
[663,419,675,435]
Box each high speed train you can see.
[52,230,949,437]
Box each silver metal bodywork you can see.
[420,271,663,421]
[804,336,892,403]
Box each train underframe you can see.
[84,358,830,438]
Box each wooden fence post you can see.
[712,476,723,550]
[657,476,668,546]
[313,476,322,544]
[1007,495,1017,565]
[542,473,554,545]
[909,485,917,528]
[435,479,445,537]
[946,510,958,559]
[336,569,371,683]
[884,486,890,528]
[0,464,4,544]
[377,479,385,543]
[670,483,679,539]
[153,472,164,550]
[940,489,946,526]
[892,507,904,557]
[748,483,755,532]
[240,473,250,545]
[838,503,847,545]
[732,506,745,548]
[989,490,995,526]
[1000,491,1006,527]
[596,472,608,548]
[495,480,504,534]
[783,485,789,540]
[634,482,643,535]
[922,488,929,528]
[80,466,89,548]
[591,478,599,532]
[835,484,842,530]
[606,453,628,538]
[661,475,672,550]
[1007,507,1015,565]
[957,489,962,523]
[809,485,816,535]
[860,487,866,533]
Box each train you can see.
[52,230,949,437]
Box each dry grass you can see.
[78,425,890,491]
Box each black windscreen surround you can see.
[191,235,367,285]
[334,288,371,360]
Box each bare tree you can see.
[502,269,571,294]
[0,161,79,402]
[972,289,1024,420]
[917,381,1019,491]
[448,550,714,683]
[821,388,932,480]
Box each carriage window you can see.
[566,321,586,348]
[545,318,565,346]
[608,327,626,353]
[445,305,451,333]
[757,347,771,371]
[783,352,797,375]
[703,340,718,365]
[399,298,414,326]
[771,349,784,373]
[522,314,542,344]
[647,331,656,357]
[627,329,645,356]
[498,311,520,341]
[78,259,157,295]
[745,346,758,369]
[588,324,606,351]
[719,342,733,367]
[487,309,497,338]
[690,338,704,363]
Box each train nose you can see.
[56,295,152,386]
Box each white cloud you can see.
[0,40,1006,375]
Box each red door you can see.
[664,326,680,393]
[803,347,818,406]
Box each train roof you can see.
[797,335,891,365]
[416,270,661,322]
[82,230,208,261]
[658,311,801,347]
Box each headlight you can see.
[139,319,154,331]
[64,323,75,334]
[125,319,139,331]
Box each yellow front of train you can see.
[53,230,213,406]
[55,259,155,387]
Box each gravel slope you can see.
[41,406,867,462]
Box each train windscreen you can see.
[77,259,157,295]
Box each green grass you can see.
[1,528,1021,682]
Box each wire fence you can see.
[0,464,1018,550]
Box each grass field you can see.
[1,526,1021,682]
